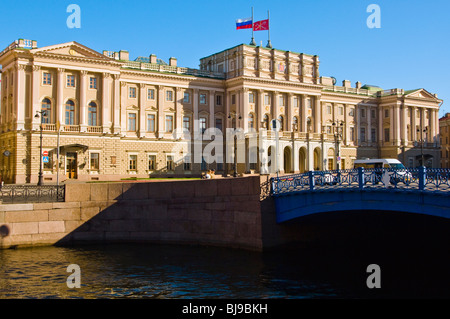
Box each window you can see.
[327,105,332,114]
[215,118,222,131]
[293,97,299,108]
[128,113,136,131]
[200,93,207,105]
[43,72,52,85]
[249,92,255,104]
[167,155,175,171]
[361,108,366,118]
[371,109,376,119]
[349,108,354,117]
[264,94,270,105]
[199,117,207,133]
[165,115,173,133]
[88,102,98,126]
[65,100,76,125]
[183,154,191,171]
[279,95,285,107]
[183,116,190,132]
[147,114,155,132]
[166,90,173,101]
[216,95,222,106]
[339,106,344,116]
[385,109,389,118]
[183,92,190,103]
[278,115,284,131]
[384,128,390,142]
[129,87,136,98]
[371,128,377,142]
[89,77,97,89]
[148,89,155,100]
[41,98,51,124]
[360,127,366,142]
[129,155,137,170]
[293,116,299,131]
[90,153,99,171]
[148,155,156,171]
[67,75,75,87]
[232,94,236,105]
[306,98,312,109]
[248,113,254,129]
[350,127,355,141]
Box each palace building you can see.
[0,38,443,184]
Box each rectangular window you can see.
[200,93,207,105]
[90,153,100,171]
[148,89,155,100]
[216,95,222,106]
[200,117,207,133]
[360,127,366,142]
[349,108,354,117]
[129,155,137,171]
[232,94,236,105]
[264,94,270,105]
[350,127,355,142]
[327,105,332,114]
[67,75,75,87]
[306,98,312,109]
[165,115,173,133]
[43,72,52,85]
[128,113,136,131]
[385,109,389,118]
[183,92,190,103]
[384,128,390,142]
[361,108,366,118]
[166,90,173,101]
[167,155,175,171]
[148,155,156,171]
[249,92,255,104]
[293,97,299,108]
[371,128,377,142]
[279,95,285,107]
[147,114,155,132]
[215,118,223,131]
[129,87,136,98]
[183,116,190,132]
[371,109,376,119]
[89,77,97,89]
[339,106,344,116]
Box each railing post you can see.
[309,171,315,190]
[358,167,364,190]
[419,166,426,191]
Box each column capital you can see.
[57,68,65,74]
[32,65,41,72]
[112,74,120,80]
[102,72,111,78]
[80,70,88,76]
[138,83,146,89]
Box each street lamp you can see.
[332,121,344,170]
[34,110,46,186]
[228,112,241,177]
[417,127,428,167]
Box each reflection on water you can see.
[1,211,449,299]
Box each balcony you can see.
[86,126,103,133]
[63,125,80,132]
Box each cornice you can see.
[120,68,225,85]
[32,52,124,68]
[226,75,323,91]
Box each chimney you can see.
[355,81,362,89]
[150,54,157,64]
[169,57,177,67]
[342,80,351,88]
[119,50,129,61]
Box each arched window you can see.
[278,115,284,131]
[88,102,98,126]
[41,98,51,124]
[65,100,76,125]
[248,113,255,129]
[263,114,270,130]
[292,116,299,131]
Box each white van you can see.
[353,158,410,185]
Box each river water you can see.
[1,212,449,299]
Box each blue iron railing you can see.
[271,167,450,196]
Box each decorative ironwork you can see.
[0,185,65,204]
[271,167,450,196]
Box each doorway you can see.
[66,152,78,179]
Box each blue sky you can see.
[1,0,449,115]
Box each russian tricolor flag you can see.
[236,17,253,30]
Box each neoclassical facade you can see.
[0,38,443,183]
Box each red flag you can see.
[253,19,269,31]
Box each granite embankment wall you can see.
[0,177,268,251]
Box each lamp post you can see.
[417,127,428,167]
[228,112,241,177]
[332,121,344,170]
[34,110,46,186]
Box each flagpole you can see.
[250,7,256,46]
[266,10,272,48]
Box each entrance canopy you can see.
[50,144,89,154]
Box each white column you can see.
[31,65,41,130]
[79,70,88,132]
[314,96,321,133]
[120,81,127,133]
[57,68,65,126]
[139,83,146,137]
[175,87,183,139]
[257,89,264,131]
[301,95,308,132]
[15,64,26,130]
[157,85,165,138]
[286,93,293,132]
[242,89,249,132]
[411,107,417,141]
[113,74,121,133]
[102,72,111,133]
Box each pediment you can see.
[31,41,112,61]
[405,89,438,100]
